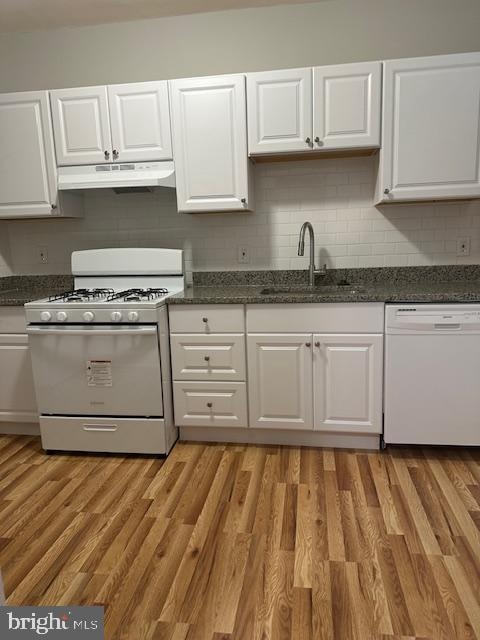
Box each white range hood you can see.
[58,161,175,193]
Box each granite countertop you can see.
[0,275,73,306]
[167,281,480,305]
[4,267,480,307]
[168,266,480,305]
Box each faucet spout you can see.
[297,221,327,286]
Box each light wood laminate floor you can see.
[0,435,479,639]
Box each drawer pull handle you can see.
[83,425,118,432]
[207,402,213,408]
[204,356,210,362]
[202,317,208,323]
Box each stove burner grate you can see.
[48,288,115,302]
[106,288,169,302]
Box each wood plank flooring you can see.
[0,435,479,639]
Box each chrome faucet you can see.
[297,221,327,286]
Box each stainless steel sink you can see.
[260,284,364,295]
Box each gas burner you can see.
[106,288,169,302]
[48,288,114,303]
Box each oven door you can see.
[27,324,163,417]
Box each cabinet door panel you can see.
[171,334,246,381]
[0,334,37,423]
[0,91,56,218]
[248,334,313,429]
[173,381,247,427]
[247,68,313,154]
[170,74,251,212]
[314,334,382,434]
[50,86,111,165]
[108,81,172,162]
[313,61,381,150]
[379,53,480,202]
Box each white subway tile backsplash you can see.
[4,156,480,280]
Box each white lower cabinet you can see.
[171,334,245,381]
[173,381,247,427]
[0,309,38,425]
[247,332,383,433]
[169,304,248,428]
[313,334,383,433]
[170,303,384,444]
[247,334,313,429]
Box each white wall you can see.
[1,0,480,277]
[0,0,479,91]
[7,157,480,281]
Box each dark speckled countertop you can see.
[4,267,480,307]
[0,275,73,306]
[167,266,480,305]
[167,281,480,305]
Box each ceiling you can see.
[0,0,321,33]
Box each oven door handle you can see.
[26,326,157,337]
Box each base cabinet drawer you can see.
[169,305,244,334]
[171,334,246,381]
[173,381,247,427]
[39,416,167,454]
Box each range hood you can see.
[58,161,175,193]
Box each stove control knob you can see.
[56,311,68,322]
[83,311,95,322]
[111,311,122,322]
[127,311,139,322]
[40,311,52,322]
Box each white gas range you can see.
[24,248,184,455]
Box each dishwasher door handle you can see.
[434,323,461,330]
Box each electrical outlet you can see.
[457,237,471,257]
[38,246,48,264]
[237,246,250,264]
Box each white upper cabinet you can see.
[313,334,383,434]
[50,86,111,165]
[107,81,172,162]
[247,68,313,154]
[51,81,172,166]
[170,74,252,212]
[246,62,381,155]
[378,52,480,203]
[313,61,381,150]
[0,91,57,218]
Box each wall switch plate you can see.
[38,246,49,264]
[457,237,471,256]
[237,246,250,264]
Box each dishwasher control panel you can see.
[386,304,480,333]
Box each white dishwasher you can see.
[385,304,480,446]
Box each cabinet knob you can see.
[315,341,320,347]
[384,188,390,195]
[207,402,213,408]
[104,150,110,160]
[51,204,57,210]
[241,198,247,204]
[113,149,119,159]
[314,137,323,146]
[204,356,210,362]
[305,137,311,145]
[202,317,208,323]
[306,342,311,347]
